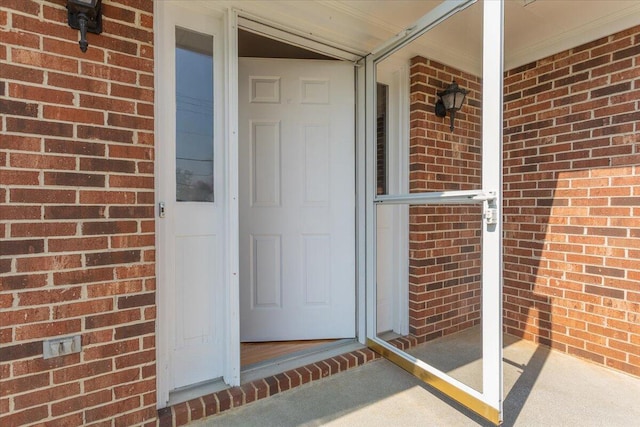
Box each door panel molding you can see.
[238,58,356,342]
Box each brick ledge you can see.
[156,345,391,426]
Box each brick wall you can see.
[408,57,483,343]
[0,1,157,425]
[503,25,640,377]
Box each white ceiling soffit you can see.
[205,1,640,75]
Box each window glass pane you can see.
[373,0,485,394]
[176,27,214,202]
[376,202,483,393]
[375,1,482,197]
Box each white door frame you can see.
[223,7,241,389]
[231,11,372,348]
[356,59,413,344]
[364,0,504,424]
[375,64,410,336]
[157,3,372,403]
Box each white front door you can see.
[239,58,355,341]
[157,4,226,394]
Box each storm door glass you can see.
[175,27,214,202]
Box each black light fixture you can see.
[67,0,102,53]
[435,81,468,132]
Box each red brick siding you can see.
[0,1,157,425]
[503,25,640,376]
[408,57,483,343]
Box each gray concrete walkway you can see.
[190,336,640,426]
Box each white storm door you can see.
[239,58,355,341]
[365,0,503,425]
[157,4,226,393]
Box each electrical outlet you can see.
[43,335,81,359]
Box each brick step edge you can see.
[157,345,392,427]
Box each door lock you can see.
[484,206,498,225]
[484,198,498,226]
[159,202,166,218]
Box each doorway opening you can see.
[237,29,356,372]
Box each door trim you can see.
[154,1,168,406]
[231,8,366,367]
[237,13,364,62]
[224,7,241,388]
[378,66,410,336]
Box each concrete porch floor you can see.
[189,331,640,426]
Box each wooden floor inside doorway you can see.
[241,340,336,367]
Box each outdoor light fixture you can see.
[435,81,468,132]
[66,0,102,53]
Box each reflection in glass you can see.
[175,27,214,202]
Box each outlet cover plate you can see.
[43,335,81,359]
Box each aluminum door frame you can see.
[364,0,504,424]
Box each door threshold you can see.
[157,341,381,426]
[241,339,362,384]
[166,339,362,407]
[167,377,228,407]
